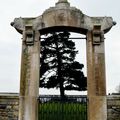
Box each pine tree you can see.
[40,31,87,99]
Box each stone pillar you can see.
[19,25,40,120]
[86,25,107,120]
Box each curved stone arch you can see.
[39,26,87,35]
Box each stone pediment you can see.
[11,0,116,35]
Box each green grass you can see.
[38,102,87,120]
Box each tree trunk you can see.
[60,80,65,100]
[58,59,65,100]
[55,39,65,100]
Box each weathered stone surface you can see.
[11,0,115,35]
[18,30,40,120]
[0,93,19,120]
[87,31,107,120]
[0,93,120,120]
[88,96,107,120]
[11,0,116,120]
[107,95,120,120]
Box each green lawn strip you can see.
[38,102,87,120]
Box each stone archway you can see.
[11,0,116,120]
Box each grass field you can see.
[38,102,87,120]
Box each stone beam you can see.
[11,16,115,36]
[11,0,116,34]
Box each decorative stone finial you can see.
[56,0,70,7]
[58,0,68,2]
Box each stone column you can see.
[19,25,40,120]
[86,25,107,120]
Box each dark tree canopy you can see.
[40,31,87,98]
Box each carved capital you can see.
[92,25,104,45]
[24,25,34,46]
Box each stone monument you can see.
[11,0,116,120]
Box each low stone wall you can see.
[0,93,19,120]
[0,93,120,120]
[107,95,120,120]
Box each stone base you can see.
[88,96,107,120]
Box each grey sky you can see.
[0,0,120,94]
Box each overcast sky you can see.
[0,0,120,94]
